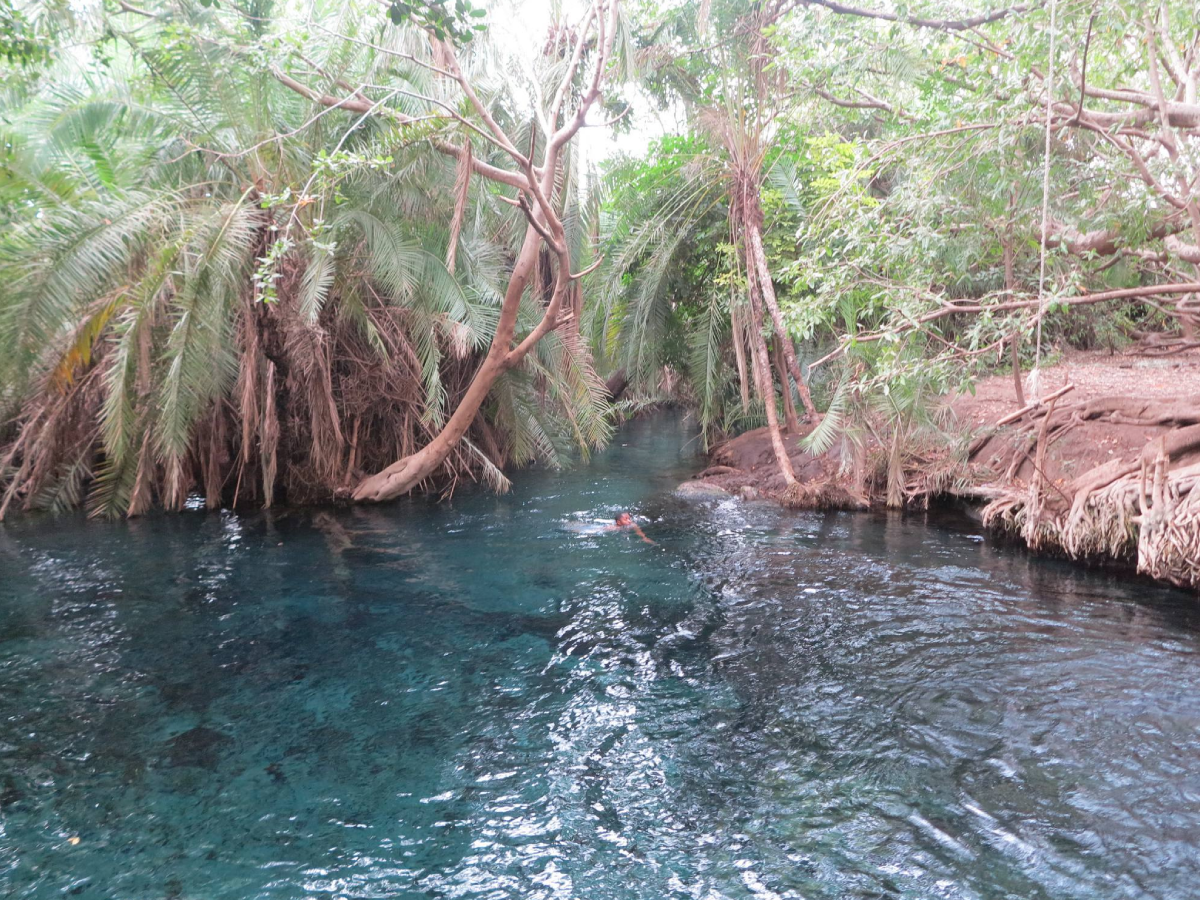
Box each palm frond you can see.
[687,290,730,443]
[460,436,512,493]
[801,380,848,456]
[299,241,337,325]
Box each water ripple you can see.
[1,415,1199,898]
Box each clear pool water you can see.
[2,414,1199,899]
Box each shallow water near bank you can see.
[2,413,1199,899]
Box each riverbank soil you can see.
[684,349,1200,591]
[955,349,1200,590]
[690,424,868,509]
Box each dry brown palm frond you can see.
[445,141,472,274]
[127,428,155,517]
[237,305,261,469]
[261,362,279,508]
[979,455,1200,590]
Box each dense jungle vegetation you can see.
[2,0,1198,517]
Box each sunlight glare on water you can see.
[1,414,1199,899]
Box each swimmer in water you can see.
[609,511,656,544]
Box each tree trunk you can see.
[746,222,819,420]
[604,368,629,402]
[745,298,766,403]
[730,301,751,408]
[1003,235,1025,407]
[774,339,801,434]
[748,253,799,433]
[744,247,798,487]
[1011,339,1026,406]
[352,224,543,502]
[1180,297,1196,340]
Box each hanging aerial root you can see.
[979,454,1200,590]
[1136,457,1200,588]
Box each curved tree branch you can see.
[793,0,1039,32]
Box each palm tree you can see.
[0,1,613,517]
[600,0,820,502]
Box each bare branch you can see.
[811,283,1200,370]
[1145,16,1181,158]
[1143,17,1200,244]
[584,105,632,128]
[1067,12,1096,125]
[516,194,564,253]
[1156,1,1189,91]
[268,66,529,189]
[432,141,527,190]
[570,255,604,280]
[870,122,1001,160]
[201,83,422,161]
[116,0,157,17]
[313,24,456,78]
[810,83,912,119]
[1074,117,1188,209]
[548,1,599,130]
[439,41,529,166]
[271,66,376,114]
[551,0,620,151]
[793,0,1039,32]
[505,270,571,366]
[995,383,1075,426]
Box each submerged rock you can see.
[1,775,22,810]
[674,480,730,499]
[165,726,232,769]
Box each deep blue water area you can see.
[2,414,1199,899]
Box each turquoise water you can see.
[2,413,1200,899]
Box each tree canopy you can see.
[2,0,1198,517]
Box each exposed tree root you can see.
[779,481,807,509]
[1137,461,1200,588]
[696,464,743,478]
[777,479,868,511]
[977,424,1200,590]
[1076,395,1200,426]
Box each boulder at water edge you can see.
[675,480,730,499]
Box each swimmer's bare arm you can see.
[631,524,656,545]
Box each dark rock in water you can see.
[497,611,573,643]
[165,727,232,769]
[0,774,22,809]
[159,679,219,712]
[285,724,352,764]
[674,480,729,499]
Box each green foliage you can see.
[0,0,53,66]
[385,0,488,43]
[3,0,1192,516]
[0,0,617,517]
[602,0,1197,463]
[597,133,727,386]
